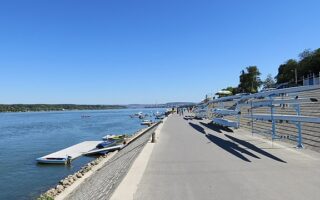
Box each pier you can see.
[37,141,101,163]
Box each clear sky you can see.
[1,0,320,104]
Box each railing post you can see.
[294,104,303,148]
[251,100,254,136]
[269,96,276,141]
[66,155,72,165]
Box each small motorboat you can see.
[136,112,143,116]
[156,115,165,119]
[36,156,71,164]
[141,120,152,126]
[154,111,165,119]
[130,112,148,119]
[138,115,145,119]
[102,134,126,141]
[89,136,126,155]
[96,140,117,149]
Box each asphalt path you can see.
[134,114,320,200]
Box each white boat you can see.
[156,115,165,119]
[36,157,69,164]
[102,134,115,140]
[130,112,147,119]
[141,120,152,125]
[155,111,165,119]
[102,134,126,141]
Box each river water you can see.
[0,108,163,200]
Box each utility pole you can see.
[295,68,298,85]
[292,68,298,85]
[252,74,256,93]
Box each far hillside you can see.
[127,102,196,108]
[0,104,126,112]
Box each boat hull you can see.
[36,158,67,164]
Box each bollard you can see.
[151,131,156,143]
[66,156,72,165]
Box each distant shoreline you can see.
[0,102,196,113]
[0,104,127,113]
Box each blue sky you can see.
[1,0,320,104]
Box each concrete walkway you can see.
[132,114,320,200]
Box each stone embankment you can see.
[38,155,110,199]
[38,121,161,200]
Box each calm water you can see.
[0,108,163,200]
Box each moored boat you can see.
[96,140,117,149]
[36,157,70,164]
[141,120,152,126]
[130,112,145,118]
[102,134,126,141]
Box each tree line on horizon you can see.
[221,48,320,96]
[0,104,127,112]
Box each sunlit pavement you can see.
[134,114,320,200]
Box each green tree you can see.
[275,59,298,84]
[299,48,320,77]
[263,74,276,89]
[275,48,320,85]
[238,66,262,93]
[299,49,313,60]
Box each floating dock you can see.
[37,141,101,164]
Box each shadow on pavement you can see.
[188,122,285,163]
[199,122,234,133]
[188,123,258,162]
[205,134,260,162]
[189,122,206,134]
[225,134,287,163]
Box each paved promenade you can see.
[133,114,320,200]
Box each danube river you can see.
[0,108,163,199]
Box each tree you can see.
[299,48,320,77]
[275,59,298,84]
[263,74,276,89]
[299,49,313,60]
[238,66,262,93]
[275,48,320,85]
